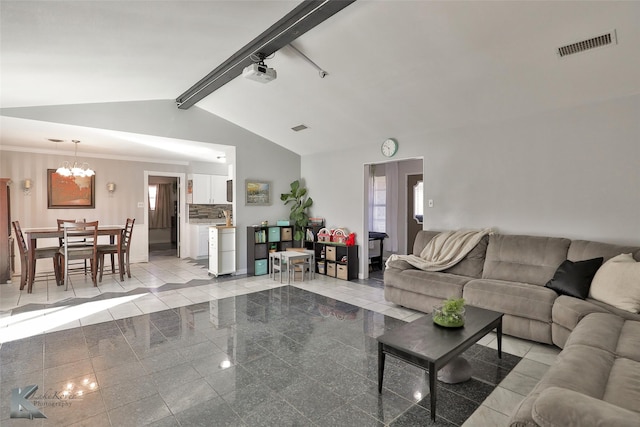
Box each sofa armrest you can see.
[532,387,640,427]
[552,295,611,331]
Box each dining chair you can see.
[58,221,99,290]
[57,219,89,275]
[12,221,61,293]
[98,218,135,281]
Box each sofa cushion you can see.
[463,279,557,322]
[444,234,489,278]
[533,344,615,400]
[411,230,488,279]
[564,312,625,353]
[604,357,640,414]
[482,234,570,285]
[589,253,640,313]
[385,269,470,300]
[413,230,440,256]
[544,257,603,299]
[568,239,640,263]
[617,320,640,363]
[532,387,640,427]
[586,298,640,321]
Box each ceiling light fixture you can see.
[56,140,95,178]
[175,0,355,109]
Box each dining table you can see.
[24,225,125,290]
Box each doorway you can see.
[364,158,423,278]
[145,173,183,258]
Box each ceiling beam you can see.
[175,0,356,109]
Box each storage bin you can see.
[326,246,336,261]
[254,243,268,259]
[276,220,290,226]
[281,227,293,241]
[317,261,326,275]
[326,261,337,277]
[255,259,268,276]
[337,264,348,280]
[268,227,281,242]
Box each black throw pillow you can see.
[545,257,604,299]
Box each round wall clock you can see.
[381,138,398,157]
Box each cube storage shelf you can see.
[311,241,359,281]
[247,225,294,276]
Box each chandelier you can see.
[56,140,95,177]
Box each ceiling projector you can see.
[243,63,277,83]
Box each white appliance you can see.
[209,226,236,277]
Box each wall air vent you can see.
[291,124,308,132]
[557,30,617,58]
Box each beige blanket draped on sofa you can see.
[385,228,493,272]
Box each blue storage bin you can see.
[255,259,268,276]
[268,227,281,242]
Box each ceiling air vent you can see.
[291,124,308,132]
[557,30,617,57]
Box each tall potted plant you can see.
[280,180,313,246]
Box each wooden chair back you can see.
[12,221,28,259]
[122,218,135,252]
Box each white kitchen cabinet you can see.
[209,226,236,276]
[188,174,229,204]
[212,175,230,203]
[190,224,210,259]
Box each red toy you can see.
[345,232,356,246]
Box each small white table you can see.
[269,250,313,283]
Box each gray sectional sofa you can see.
[384,230,640,426]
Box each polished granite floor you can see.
[0,255,560,426]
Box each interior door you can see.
[176,177,181,257]
[407,174,423,253]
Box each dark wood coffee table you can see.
[377,305,503,421]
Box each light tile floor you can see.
[0,254,560,425]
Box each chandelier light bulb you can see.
[55,141,95,177]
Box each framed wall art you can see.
[245,180,271,206]
[47,169,95,209]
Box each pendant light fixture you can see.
[56,140,95,177]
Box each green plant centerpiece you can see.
[432,297,466,328]
[280,180,313,245]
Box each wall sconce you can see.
[23,179,32,195]
[106,182,116,194]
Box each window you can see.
[372,175,386,232]
[149,185,158,211]
[413,180,423,223]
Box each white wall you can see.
[1,100,301,273]
[304,95,640,278]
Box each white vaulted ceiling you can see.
[1,1,639,158]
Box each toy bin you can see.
[326,246,336,261]
[337,264,348,280]
[255,259,268,276]
[331,228,348,244]
[326,262,337,277]
[268,227,281,242]
[317,228,331,242]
